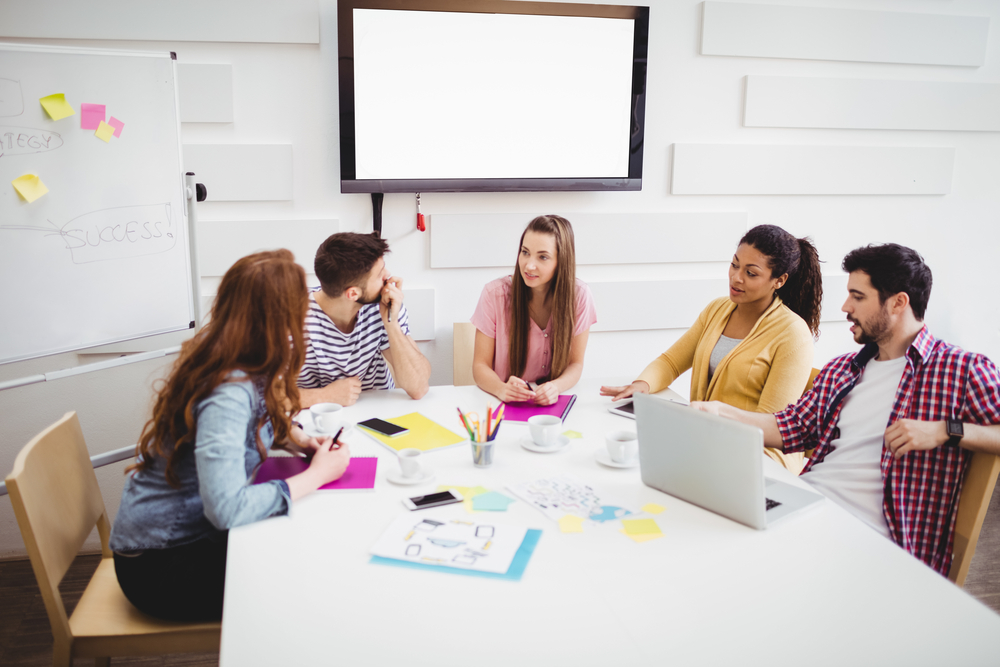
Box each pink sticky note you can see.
[80,103,106,130]
[108,116,124,138]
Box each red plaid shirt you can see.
[775,326,1000,575]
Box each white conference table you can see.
[220,379,1000,666]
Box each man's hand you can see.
[599,381,650,402]
[884,419,949,460]
[380,275,404,324]
[325,376,362,406]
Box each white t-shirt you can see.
[801,355,907,537]
[297,289,410,391]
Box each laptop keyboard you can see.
[765,497,782,511]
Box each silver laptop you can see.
[633,394,823,530]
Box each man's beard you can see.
[850,306,891,345]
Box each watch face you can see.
[948,419,964,438]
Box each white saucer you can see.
[520,434,570,453]
[596,450,639,469]
[386,469,436,486]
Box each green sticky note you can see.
[471,491,515,512]
[562,430,583,439]
[39,93,75,120]
[622,518,661,536]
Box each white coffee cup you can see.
[528,415,563,448]
[398,448,423,478]
[310,402,343,433]
[606,430,638,463]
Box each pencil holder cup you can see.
[471,440,494,468]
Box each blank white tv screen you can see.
[345,4,644,191]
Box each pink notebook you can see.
[502,394,577,423]
[254,456,378,492]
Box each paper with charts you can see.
[507,474,637,524]
[371,514,526,575]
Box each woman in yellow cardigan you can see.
[601,224,823,473]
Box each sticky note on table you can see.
[620,529,664,544]
[622,519,661,536]
[95,121,114,142]
[472,491,515,512]
[642,503,666,515]
[12,174,48,203]
[39,93,74,120]
[108,116,124,138]
[559,515,584,533]
[80,103,106,129]
[563,430,583,439]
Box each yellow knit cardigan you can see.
[636,296,814,473]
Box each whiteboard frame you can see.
[0,42,197,365]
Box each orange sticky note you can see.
[95,121,115,142]
[12,174,48,203]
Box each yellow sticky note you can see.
[619,529,665,544]
[559,515,584,533]
[39,93,75,120]
[562,430,583,439]
[12,174,48,203]
[642,503,666,515]
[622,518,661,536]
[95,120,115,142]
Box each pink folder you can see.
[254,456,378,491]
[502,394,577,423]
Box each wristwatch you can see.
[946,419,964,446]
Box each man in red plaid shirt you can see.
[694,244,1000,576]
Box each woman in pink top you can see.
[471,215,597,405]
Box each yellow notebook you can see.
[359,413,466,453]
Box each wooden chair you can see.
[453,322,477,386]
[5,412,221,667]
[949,451,1000,587]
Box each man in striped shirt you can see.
[693,244,1000,576]
[298,233,430,407]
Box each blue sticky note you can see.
[472,490,516,512]
[371,529,541,581]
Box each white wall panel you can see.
[745,76,1000,132]
[592,274,854,333]
[197,219,338,277]
[184,144,293,201]
[702,2,989,66]
[672,144,954,195]
[178,64,234,123]
[403,289,436,341]
[0,0,320,43]
[431,212,748,268]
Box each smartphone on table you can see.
[402,489,464,511]
[357,417,410,438]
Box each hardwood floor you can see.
[2,484,999,665]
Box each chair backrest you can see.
[5,412,110,641]
[949,450,1000,586]
[453,322,477,386]
[805,368,821,394]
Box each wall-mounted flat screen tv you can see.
[338,0,649,193]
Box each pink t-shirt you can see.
[471,276,597,383]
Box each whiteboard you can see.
[0,43,193,365]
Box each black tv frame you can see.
[338,0,649,194]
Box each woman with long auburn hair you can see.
[110,250,351,622]
[471,215,597,405]
[601,224,823,473]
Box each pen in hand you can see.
[330,426,345,451]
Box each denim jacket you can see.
[110,371,291,552]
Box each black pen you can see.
[330,426,345,451]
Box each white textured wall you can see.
[2,0,999,556]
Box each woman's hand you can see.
[599,381,650,402]
[499,376,535,403]
[307,435,351,485]
[533,381,560,406]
